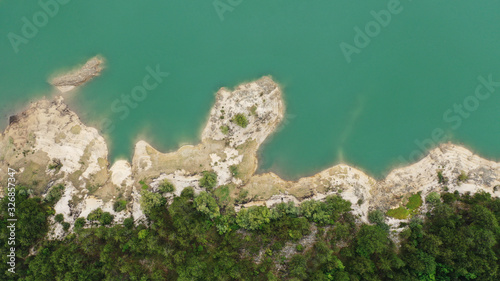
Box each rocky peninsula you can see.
[1,57,499,238]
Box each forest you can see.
[1,184,499,280]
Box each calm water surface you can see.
[1,0,499,180]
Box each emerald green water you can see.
[1,0,500,180]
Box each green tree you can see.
[62,222,70,231]
[194,191,220,219]
[425,192,441,205]
[199,171,217,190]
[355,225,390,257]
[74,217,86,229]
[123,217,134,229]
[300,200,330,224]
[87,208,103,223]
[236,206,270,230]
[270,201,300,219]
[54,213,64,223]
[368,210,385,225]
[159,180,175,194]
[181,186,195,198]
[140,190,166,215]
[99,212,114,225]
[289,255,308,280]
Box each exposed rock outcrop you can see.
[132,76,284,186]
[240,144,500,227]
[1,65,499,238]
[49,56,103,93]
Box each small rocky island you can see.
[49,56,104,93]
[0,56,499,239]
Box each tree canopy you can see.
[1,186,499,281]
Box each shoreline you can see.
[0,57,499,237]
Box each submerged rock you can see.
[49,56,104,93]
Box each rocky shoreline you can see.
[1,57,499,238]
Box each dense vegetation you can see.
[1,185,499,280]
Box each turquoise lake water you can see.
[1,0,499,180]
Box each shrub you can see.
[233,113,248,128]
[99,212,114,226]
[113,199,127,212]
[236,189,250,204]
[355,225,389,257]
[325,195,352,220]
[270,201,300,220]
[457,171,468,182]
[74,217,86,229]
[229,165,239,177]
[289,255,308,280]
[442,192,458,204]
[48,159,62,171]
[300,200,330,225]
[44,184,65,205]
[426,192,441,205]
[54,214,64,223]
[368,210,385,225]
[159,180,175,194]
[62,222,70,231]
[140,190,166,215]
[181,186,195,198]
[194,191,220,219]
[299,196,351,225]
[138,229,148,240]
[236,206,270,230]
[199,171,217,190]
[123,217,134,229]
[220,125,229,135]
[437,170,448,184]
[296,244,304,252]
[272,241,284,251]
[87,208,103,223]
[215,215,233,235]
